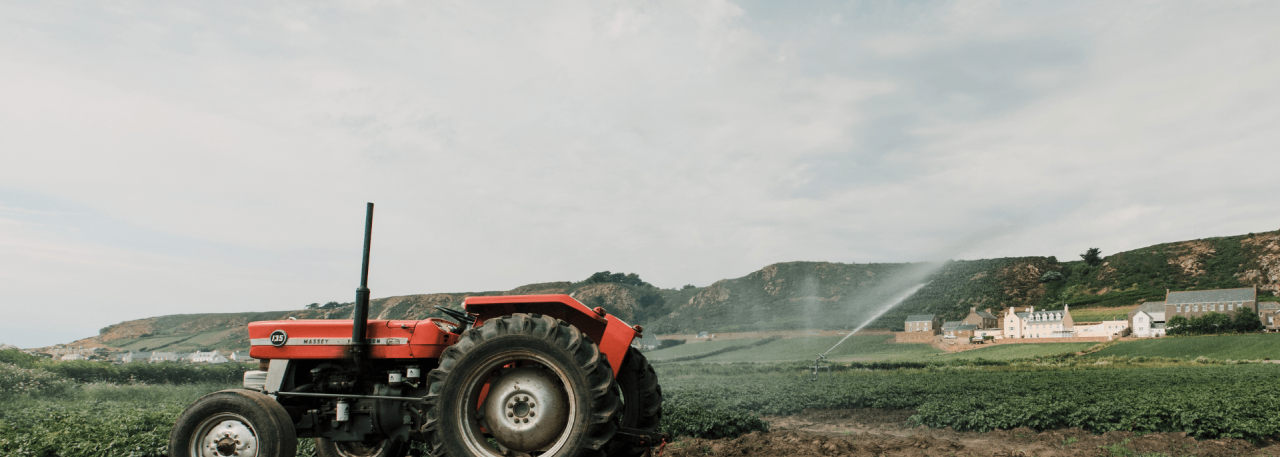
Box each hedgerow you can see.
[40,361,253,385]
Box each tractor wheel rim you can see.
[459,350,577,457]
[191,413,259,457]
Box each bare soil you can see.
[659,409,1280,456]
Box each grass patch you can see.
[923,343,1097,361]
[646,339,764,361]
[1070,307,1136,322]
[1088,334,1280,360]
[696,335,942,363]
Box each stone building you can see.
[904,314,941,334]
[942,321,976,339]
[1259,302,1280,331]
[1164,287,1257,319]
[961,307,999,329]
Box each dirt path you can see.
[659,409,1280,456]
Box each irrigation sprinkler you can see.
[810,354,831,381]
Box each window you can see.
[1229,303,1234,311]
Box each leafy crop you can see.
[656,362,1280,443]
[660,397,769,439]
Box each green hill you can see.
[66,229,1280,352]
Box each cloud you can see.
[0,0,1278,347]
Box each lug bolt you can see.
[530,411,535,417]
[529,403,535,408]
[523,418,529,423]
[508,412,513,417]
[508,402,514,408]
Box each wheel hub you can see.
[481,367,570,452]
[198,418,258,457]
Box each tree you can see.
[1201,312,1231,334]
[306,303,320,310]
[1232,307,1264,333]
[1166,315,1189,336]
[682,284,696,290]
[1080,248,1103,266]
[1040,271,1064,282]
[584,271,652,287]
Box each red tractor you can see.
[170,204,664,457]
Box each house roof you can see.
[1129,301,1166,316]
[1021,309,1067,323]
[1166,288,1256,305]
[952,324,977,331]
[905,314,936,322]
[975,310,998,319]
[942,321,962,329]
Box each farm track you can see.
[662,409,1280,456]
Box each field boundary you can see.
[653,336,781,363]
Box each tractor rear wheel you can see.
[169,389,297,457]
[422,313,619,457]
[605,347,663,457]
[314,437,408,457]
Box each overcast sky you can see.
[3,1,1278,348]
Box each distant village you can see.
[22,346,256,364]
[903,286,1279,343]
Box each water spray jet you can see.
[810,282,931,379]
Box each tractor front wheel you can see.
[605,347,663,457]
[169,389,297,457]
[422,313,619,457]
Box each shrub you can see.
[0,349,39,369]
[0,363,76,398]
[658,339,686,349]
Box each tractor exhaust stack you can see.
[351,202,374,369]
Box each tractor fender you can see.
[463,294,638,375]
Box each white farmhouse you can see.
[1128,301,1166,338]
[190,351,229,364]
[1004,306,1075,339]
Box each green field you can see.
[1088,334,1280,360]
[650,336,1102,363]
[645,338,763,361]
[656,361,1280,442]
[921,343,1097,361]
[694,335,942,363]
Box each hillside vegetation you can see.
[67,230,1280,351]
